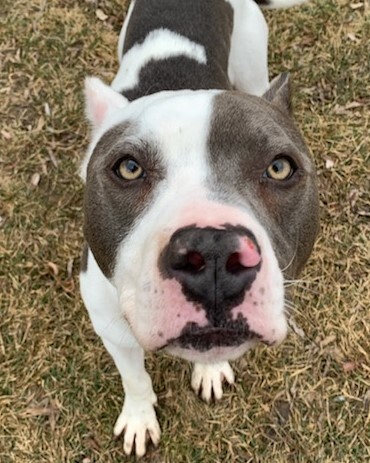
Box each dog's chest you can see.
[115,0,234,100]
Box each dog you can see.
[80,0,318,456]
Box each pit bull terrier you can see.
[80,0,318,456]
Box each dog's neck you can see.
[112,0,234,100]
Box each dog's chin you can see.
[165,338,259,363]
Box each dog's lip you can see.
[166,326,258,349]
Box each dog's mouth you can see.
[166,321,263,352]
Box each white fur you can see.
[191,362,235,402]
[226,0,269,95]
[80,249,159,456]
[84,76,128,129]
[111,28,207,93]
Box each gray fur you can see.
[208,90,319,278]
[83,122,165,278]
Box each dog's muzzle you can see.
[159,225,262,326]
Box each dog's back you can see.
[112,0,309,100]
[113,0,234,100]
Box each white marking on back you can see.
[111,28,207,93]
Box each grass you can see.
[1,0,369,461]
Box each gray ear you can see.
[263,72,292,113]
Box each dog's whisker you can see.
[280,234,299,274]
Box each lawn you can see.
[1,0,369,461]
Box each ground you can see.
[1,0,369,462]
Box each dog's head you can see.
[82,75,319,362]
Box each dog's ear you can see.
[263,72,292,113]
[84,77,129,129]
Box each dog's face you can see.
[82,76,319,363]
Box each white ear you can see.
[84,76,129,129]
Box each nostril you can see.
[226,252,246,274]
[187,251,205,272]
[172,251,205,273]
[226,240,261,273]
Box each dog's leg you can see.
[80,248,160,457]
[227,0,270,95]
[104,341,160,456]
[191,362,235,402]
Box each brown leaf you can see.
[44,102,51,117]
[345,101,363,110]
[348,188,360,210]
[30,173,41,187]
[47,261,59,276]
[288,317,306,338]
[95,8,108,21]
[1,129,12,140]
[67,258,74,279]
[342,361,357,372]
[347,32,359,43]
[23,398,60,431]
[350,2,363,9]
[48,150,58,168]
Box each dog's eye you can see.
[265,157,295,181]
[115,158,145,181]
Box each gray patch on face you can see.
[207,91,319,278]
[83,122,165,278]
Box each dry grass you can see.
[1,0,369,461]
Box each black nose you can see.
[159,225,262,325]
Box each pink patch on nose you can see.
[237,237,261,268]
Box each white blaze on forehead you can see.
[113,90,217,287]
[112,28,207,93]
[81,87,218,182]
[137,91,214,170]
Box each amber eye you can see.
[115,158,144,181]
[265,157,295,181]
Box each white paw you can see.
[113,395,161,457]
[191,361,235,402]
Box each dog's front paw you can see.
[113,395,161,457]
[191,361,235,402]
